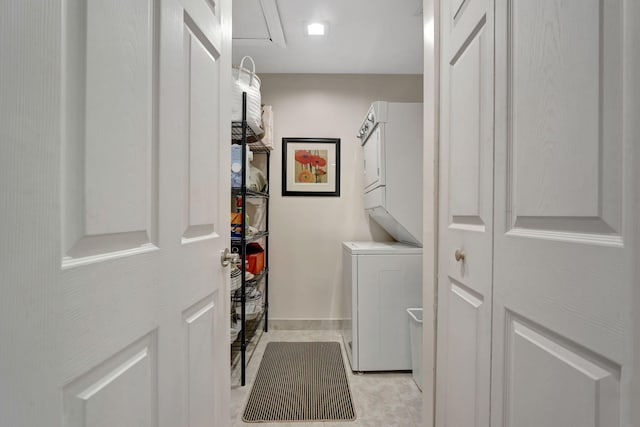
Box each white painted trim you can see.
[628,2,640,424]
[505,228,623,248]
[422,0,439,426]
[268,319,344,331]
[61,244,159,270]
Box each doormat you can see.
[242,341,356,422]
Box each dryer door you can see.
[363,125,384,192]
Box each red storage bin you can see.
[246,243,264,274]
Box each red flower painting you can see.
[294,150,313,165]
[283,138,340,197]
[294,149,328,183]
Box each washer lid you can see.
[342,241,422,255]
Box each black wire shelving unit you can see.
[230,93,270,386]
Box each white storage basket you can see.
[407,308,423,391]
[231,56,264,137]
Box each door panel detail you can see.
[449,16,488,231]
[63,332,158,427]
[445,280,485,427]
[507,0,623,244]
[62,0,159,267]
[182,0,222,47]
[452,0,468,22]
[182,12,221,242]
[183,293,218,427]
[205,0,217,16]
[503,312,620,426]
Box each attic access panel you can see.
[232,0,285,46]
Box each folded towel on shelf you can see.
[248,165,268,192]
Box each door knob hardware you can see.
[221,248,239,267]
[455,249,465,262]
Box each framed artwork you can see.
[282,137,340,197]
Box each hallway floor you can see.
[230,329,423,427]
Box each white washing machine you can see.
[341,241,422,372]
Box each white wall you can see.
[259,74,423,321]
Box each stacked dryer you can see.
[342,101,423,372]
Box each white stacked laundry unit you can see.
[342,101,423,372]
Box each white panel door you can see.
[436,0,494,425]
[491,1,639,426]
[0,0,232,426]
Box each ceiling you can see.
[231,0,424,74]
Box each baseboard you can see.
[268,319,345,331]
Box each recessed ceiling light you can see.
[306,22,325,36]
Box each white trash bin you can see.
[407,308,423,391]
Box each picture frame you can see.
[282,137,340,197]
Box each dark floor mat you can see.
[242,341,356,422]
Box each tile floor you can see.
[230,330,423,427]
